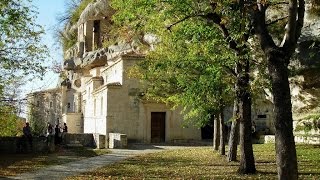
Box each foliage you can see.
[28,104,46,136]
[131,23,236,126]
[68,144,320,179]
[0,0,48,133]
[0,78,25,137]
[295,114,320,132]
[60,31,77,52]
[0,0,48,83]
[57,0,94,52]
[69,0,94,25]
[0,104,24,136]
[111,0,252,126]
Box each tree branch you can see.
[251,2,277,53]
[295,0,305,41]
[282,0,298,49]
[204,12,240,53]
[166,12,240,54]
[267,1,289,8]
[166,14,204,31]
[223,65,237,77]
[266,16,288,26]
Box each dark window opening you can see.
[258,114,267,118]
[93,20,101,49]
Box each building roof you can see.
[27,87,60,96]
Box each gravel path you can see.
[2,144,210,180]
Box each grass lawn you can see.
[68,144,320,180]
[0,146,110,177]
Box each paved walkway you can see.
[2,144,207,180]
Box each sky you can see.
[21,0,66,95]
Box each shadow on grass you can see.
[0,176,15,179]
[127,144,165,150]
[0,146,109,177]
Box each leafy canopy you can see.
[0,0,48,133]
[111,0,248,125]
[0,0,48,79]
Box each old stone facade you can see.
[58,0,202,146]
[27,88,61,134]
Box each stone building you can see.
[58,0,201,146]
[26,88,61,134]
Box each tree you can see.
[0,0,48,136]
[0,104,23,136]
[227,100,240,162]
[111,0,256,173]
[0,0,48,88]
[250,1,305,179]
[28,103,46,136]
[0,78,25,136]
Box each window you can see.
[50,101,53,108]
[257,114,267,118]
[94,99,96,116]
[101,97,103,115]
[67,103,71,109]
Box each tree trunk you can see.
[219,109,225,155]
[237,60,256,174]
[268,53,297,180]
[213,114,220,150]
[227,99,240,162]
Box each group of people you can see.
[22,122,68,147]
[47,122,68,145]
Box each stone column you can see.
[75,92,82,113]
[61,85,67,114]
[84,21,93,52]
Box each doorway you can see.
[201,124,213,140]
[151,112,166,143]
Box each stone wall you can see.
[109,133,127,149]
[262,135,320,145]
[0,136,48,154]
[63,113,84,133]
[0,134,95,153]
[65,133,95,147]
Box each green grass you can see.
[68,144,320,180]
[0,146,110,177]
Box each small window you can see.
[258,114,267,118]
[101,97,103,115]
[67,103,71,109]
[50,101,53,108]
[94,99,96,116]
